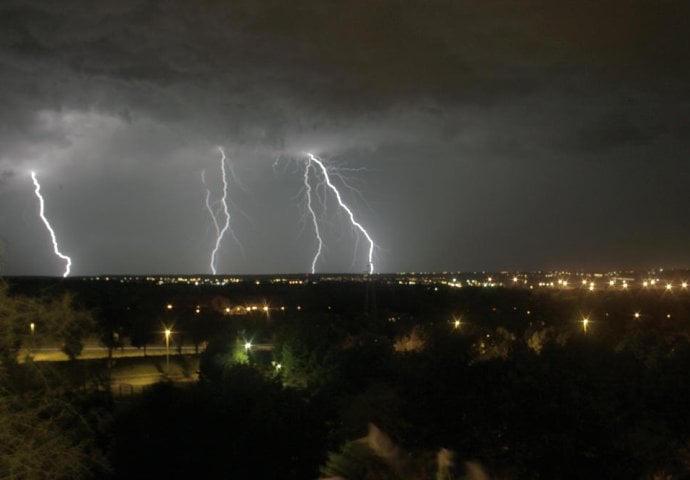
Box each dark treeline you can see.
[2,278,690,479]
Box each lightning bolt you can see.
[209,148,232,275]
[30,171,72,277]
[201,169,220,238]
[303,157,323,274]
[204,147,247,275]
[307,153,375,274]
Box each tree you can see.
[0,282,110,478]
[128,307,156,356]
[44,293,95,361]
[0,384,109,480]
[113,365,326,480]
[0,283,35,366]
[183,307,218,354]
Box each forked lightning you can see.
[303,156,323,273]
[306,153,375,274]
[208,148,232,275]
[30,171,72,277]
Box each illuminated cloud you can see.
[0,0,687,274]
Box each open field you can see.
[109,355,200,395]
[23,344,201,362]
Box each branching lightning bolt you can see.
[303,157,323,273]
[201,170,221,238]
[30,171,72,277]
[208,147,232,275]
[307,153,375,274]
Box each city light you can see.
[634,312,640,319]
[166,304,173,310]
[244,341,252,352]
[582,317,589,333]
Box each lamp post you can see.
[164,328,172,372]
[29,322,35,355]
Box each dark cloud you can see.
[0,0,688,274]
[571,114,657,153]
[0,169,15,187]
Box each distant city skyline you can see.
[1,1,688,275]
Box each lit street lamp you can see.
[582,317,589,333]
[164,328,172,372]
[29,322,36,355]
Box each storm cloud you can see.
[0,0,688,274]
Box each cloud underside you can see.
[0,0,688,274]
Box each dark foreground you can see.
[2,276,690,479]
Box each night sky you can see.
[0,0,688,275]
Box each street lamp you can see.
[244,341,252,352]
[582,317,589,333]
[29,322,36,355]
[164,328,172,372]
